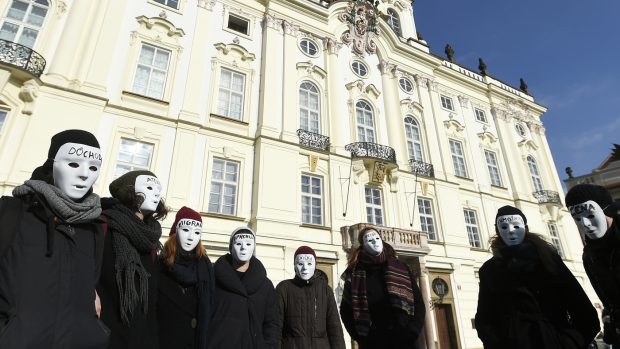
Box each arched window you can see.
[404,116,423,161]
[356,100,375,143]
[0,0,49,48]
[386,8,401,36]
[527,155,543,191]
[299,81,320,133]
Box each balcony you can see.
[0,39,46,79]
[345,142,396,164]
[533,190,561,205]
[409,159,435,178]
[296,129,330,152]
[341,223,431,256]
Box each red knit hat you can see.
[294,245,316,259]
[170,206,202,236]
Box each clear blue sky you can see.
[414,0,620,189]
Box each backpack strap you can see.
[0,196,24,259]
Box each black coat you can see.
[340,259,426,349]
[0,195,109,349]
[275,276,345,349]
[475,241,599,349]
[207,254,279,349]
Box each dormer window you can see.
[386,9,401,36]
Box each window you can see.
[217,68,246,120]
[386,8,401,36]
[474,108,487,123]
[301,174,323,225]
[449,139,468,177]
[440,95,454,111]
[515,123,526,137]
[405,116,423,161]
[527,155,543,191]
[365,187,383,226]
[299,81,320,133]
[114,139,154,179]
[227,14,249,35]
[0,0,49,48]
[300,38,318,56]
[418,198,436,241]
[208,158,239,215]
[153,0,178,9]
[132,44,171,100]
[0,110,7,131]
[484,150,502,187]
[464,209,481,248]
[548,223,564,258]
[351,61,368,77]
[356,101,375,142]
[399,78,413,93]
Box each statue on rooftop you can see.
[478,58,488,76]
[445,44,455,62]
[519,78,530,95]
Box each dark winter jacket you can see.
[0,195,109,349]
[157,254,215,349]
[207,254,279,349]
[475,240,599,349]
[340,259,426,349]
[275,276,345,349]
[97,222,159,349]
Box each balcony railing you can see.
[0,39,46,78]
[345,142,396,163]
[409,159,434,178]
[296,129,330,151]
[533,190,561,205]
[341,223,430,255]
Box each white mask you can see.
[134,175,162,213]
[176,219,202,252]
[231,233,255,263]
[496,215,526,246]
[294,254,316,281]
[569,200,610,240]
[362,230,383,256]
[52,142,102,200]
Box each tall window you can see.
[484,150,502,186]
[386,8,401,36]
[548,223,564,258]
[208,159,239,215]
[0,0,49,48]
[217,68,245,120]
[0,110,7,131]
[301,174,322,225]
[114,139,154,179]
[365,187,383,226]
[449,139,468,177]
[356,101,375,142]
[418,198,436,241]
[440,95,454,111]
[299,81,320,133]
[132,44,171,100]
[405,116,424,161]
[464,209,481,248]
[153,0,179,10]
[527,155,543,191]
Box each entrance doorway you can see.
[434,303,458,349]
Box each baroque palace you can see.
[0,0,599,348]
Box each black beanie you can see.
[31,129,101,182]
[495,205,527,234]
[109,170,157,199]
[565,184,615,217]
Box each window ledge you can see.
[122,91,169,105]
[210,113,249,125]
[455,175,473,181]
[202,211,246,222]
[491,184,508,190]
[300,223,332,231]
[469,247,488,252]
[428,240,443,245]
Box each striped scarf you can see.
[346,250,416,336]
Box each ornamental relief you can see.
[338,0,381,56]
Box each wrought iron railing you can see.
[345,142,396,163]
[409,159,434,178]
[296,129,330,151]
[533,190,561,205]
[0,39,46,78]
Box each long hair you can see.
[162,233,208,268]
[490,230,561,274]
[347,226,396,268]
[115,185,169,220]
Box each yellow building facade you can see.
[0,0,599,348]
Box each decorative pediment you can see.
[443,114,465,133]
[214,43,256,62]
[296,62,327,79]
[136,16,185,39]
[518,139,538,152]
[477,128,497,145]
[346,80,381,99]
[401,99,423,114]
[338,0,380,56]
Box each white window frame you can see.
[386,8,401,36]
[399,78,414,93]
[0,0,49,48]
[365,187,383,226]
[299,81,320,133]
[356,100,375,143]
[226,13,250,36]
[474,108,488,123]
[548,223,564,258]
[351,61,368,77]
[151,0,179,10]
[299,38,318,57]
[301,174,323,225]
[418,198,436,241]
[440,95,454,111]
[0,109,7,132]
[131,43,171,100]
[464,209,482,248]
[113,138,154,179]
[515,122,527,137]
[405,116,424,161]
[208,158,240,215]
[216,68,246,120]
[527,155,544,191]
[449,139,468,177]
[484,150,502,187]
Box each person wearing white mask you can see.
[97,170,168,349]
[275,246,345,349]
[207,227,278,349]
[340,228,425,349]
[566,184,620,346]
[0,129,109,348]
[475,205,599,349]
[158,206,214,349]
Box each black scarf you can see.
[102,199,162,324]
[499,241,540,274]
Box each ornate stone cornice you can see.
[457,95,469,109]
[198,0,216,10]
[323,37,343,55]
[379,60,397,76]
[282,20,299,37]
[264,13,283,32]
